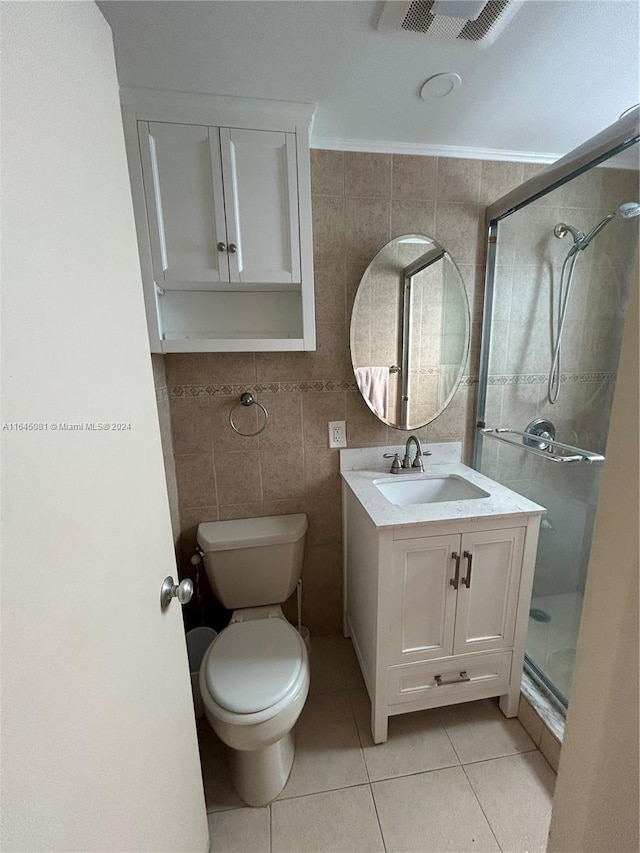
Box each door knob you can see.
[228,243,237,254]
[217,242,226,252]
[160,576,194,609]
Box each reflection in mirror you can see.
[350,234,469,430]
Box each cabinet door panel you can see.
[221,128,301,284]
[390,535,459,664]
[453,527,525,655]
[138,122,228,284]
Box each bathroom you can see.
[2,2,638,852]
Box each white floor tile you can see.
[272,786,385,852]
[351,687,459,781]
[207,806,270,853]
[373,767,500,852]
[438,698,536,763]
[464,751,556,853]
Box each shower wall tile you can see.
[556,166,603,208]
[161,150,544,634]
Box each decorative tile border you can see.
[155,386,169,403]
[488,371,616,386]
[168,376,482,397]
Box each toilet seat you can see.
[204,619,306,717]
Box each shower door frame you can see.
[473,108,640,470]
[472,109,639,707]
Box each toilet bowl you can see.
[196,515,310,807]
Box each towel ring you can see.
[229,392,268,437]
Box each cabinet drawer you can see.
[388,651,512,706]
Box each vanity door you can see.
[452,527,525,655]
[390,534,459,664]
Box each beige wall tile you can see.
[175,453,217,509]
[303,444,341,499]
[308,322,352,380]
[310,149,344,196]
[438,157,482,204]
[435,202,481,265]
[217,502,264,521]
[256,392,302,450]
[392,154,437,200]
[346,389,388,446]
[151,353,167,389]
[305,492,342,545]
[312,195,345,261]
[260,448,305,502]
[302,543,342,634]
[480,160,524,208]
[345,151,392,198]
[314,257,346,324]
[210,396,259,452]
[302,392,347,446]
[344,197,391,268]
[390,199,436,239]
[214,450,262,506]
[170,397,212,455]
[205,352,256,384]
[165,353,211,386]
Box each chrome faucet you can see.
[403,435,425,471]
[383,436,431,474]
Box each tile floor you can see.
[199,635,556,853]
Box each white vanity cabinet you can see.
[121,89,315,353]
[341,458,543,744]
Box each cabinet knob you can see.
[228,243,237,254]
[217,242,226,252]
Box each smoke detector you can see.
[376,0,522,46]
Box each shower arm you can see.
[480,427,605,465]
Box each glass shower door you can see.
[474,138,639,709]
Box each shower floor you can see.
[526,591,584,705]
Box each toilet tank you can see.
[196,514,308,609]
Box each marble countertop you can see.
[340,450,545,530]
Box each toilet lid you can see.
[205,620,304,714]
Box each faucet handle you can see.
[383,452,402,474]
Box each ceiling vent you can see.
[376,0,521,45]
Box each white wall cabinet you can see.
[122,89,315,353]
[343,486,540,743]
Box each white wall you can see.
[547,253,639,851]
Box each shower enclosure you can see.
[474,109,639,709]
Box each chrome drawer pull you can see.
[450,551,461,589]
[434,671,470,686]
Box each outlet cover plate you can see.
[328,420,346,448]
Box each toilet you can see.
[197,514,310,807]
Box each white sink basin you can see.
[374,475,490,506]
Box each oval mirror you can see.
[350,234,470,430]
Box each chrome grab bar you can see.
[480,427,605,464]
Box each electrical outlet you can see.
[328,420,346,449]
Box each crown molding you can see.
[310,135,560,164]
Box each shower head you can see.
[617,201,640,220]
[554,200,640,253]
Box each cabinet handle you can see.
[461,550,473,588]
[434,671,470,686]
[217,242,226,252]
[228,243,237,254]
[450,551,460,589]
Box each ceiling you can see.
[100,0,640,162]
